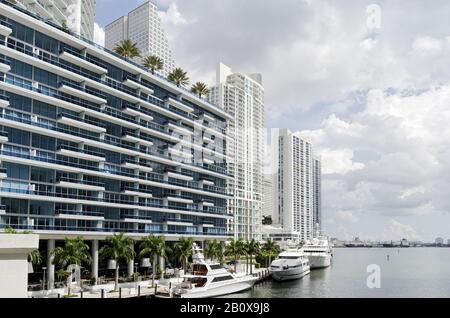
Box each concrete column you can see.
[127,259,134,278]
[91,240,98,284]
[46,239,55,290]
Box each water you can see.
[221,248,450,298]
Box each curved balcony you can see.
[57,112,106,133]
[56,144,106,162]
[55,176,106,191]
[0,19,12,37]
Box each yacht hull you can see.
[271,266,310,282]
[308,254,332,269]
[178,278,257,298]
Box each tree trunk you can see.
[151,255,156,287]
[115,264,119,292]
[250,254,253,275]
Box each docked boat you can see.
[301,236,333,269]
[270,247,310,281]
[166,244,258,298]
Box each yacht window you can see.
[279,256,299,260]
[211,275,234,283]
[210,265,223,270]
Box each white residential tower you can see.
[14,0,96,40]
[105,1,176,77]
[271,129,314,241]
[208,63,264,241]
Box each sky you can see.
[94,0,450,242]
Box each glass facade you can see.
[0,1,232,239]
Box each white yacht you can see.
[167,244,258,298]
[301,236,333,269]
[270,247,310,281]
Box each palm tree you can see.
[191,82,209,98]
[173,237,194,272]
[167,67,189,87]
[142,55,164,74]
[28,249,42,266]
[245,239,260,275]
[51,236,91,269]
[51,236,91,295]
[139,235,166,287]
[113,39,141,60]
[204,240,223,263]
[225,239,246,273]
[262,239,280,268]
[99,233,135,291]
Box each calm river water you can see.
[220,248,450,298]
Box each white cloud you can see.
[412,36,443,54]
[335,210,359,223]
[302,84,450,239]
[93,22,105,46]
[385,220,420,241]
[159,3,188,26]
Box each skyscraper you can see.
[0,0,232,287]
[313,156,322,231]
[272,129,314,241]
[105,1,175,77]
[13,0,96,40]
[262,174,276,224]
[208,63,264,241]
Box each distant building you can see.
[208,63,264,241]
[435,237,444,246]
[105,1,176,76]
[14,0,96,40]
[271,129,314,241]
[448,239,450,246]
[312,156,322,231]
[262,174,277,224]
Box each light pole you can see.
[42,267,47,291]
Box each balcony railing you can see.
[57,144,106,159]
[0,0,229,117]
[1,76,231,177]
[0,223,231,236]
[55,210,104,217]
[55,177,105,188]
[60,46,107,70]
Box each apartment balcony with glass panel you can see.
[120,159,154,173]
[54,209,105,221]
[0,56,10,73]
[120,186,153,198]
[166,96,195,114]
[122,74,155,96]
[0,94,10,108]
[0,130,8,143]
[57,112,106,133]
[58,81,107,105]
[59,46,108,75]
[55,176,106,192]
[0,19,12,37]
[121,131,154,147]
[56,144,106,162]
[164,167,194,181]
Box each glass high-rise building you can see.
[0,0,232,287]
[105,1,175,77]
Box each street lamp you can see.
[42,267,47,291]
